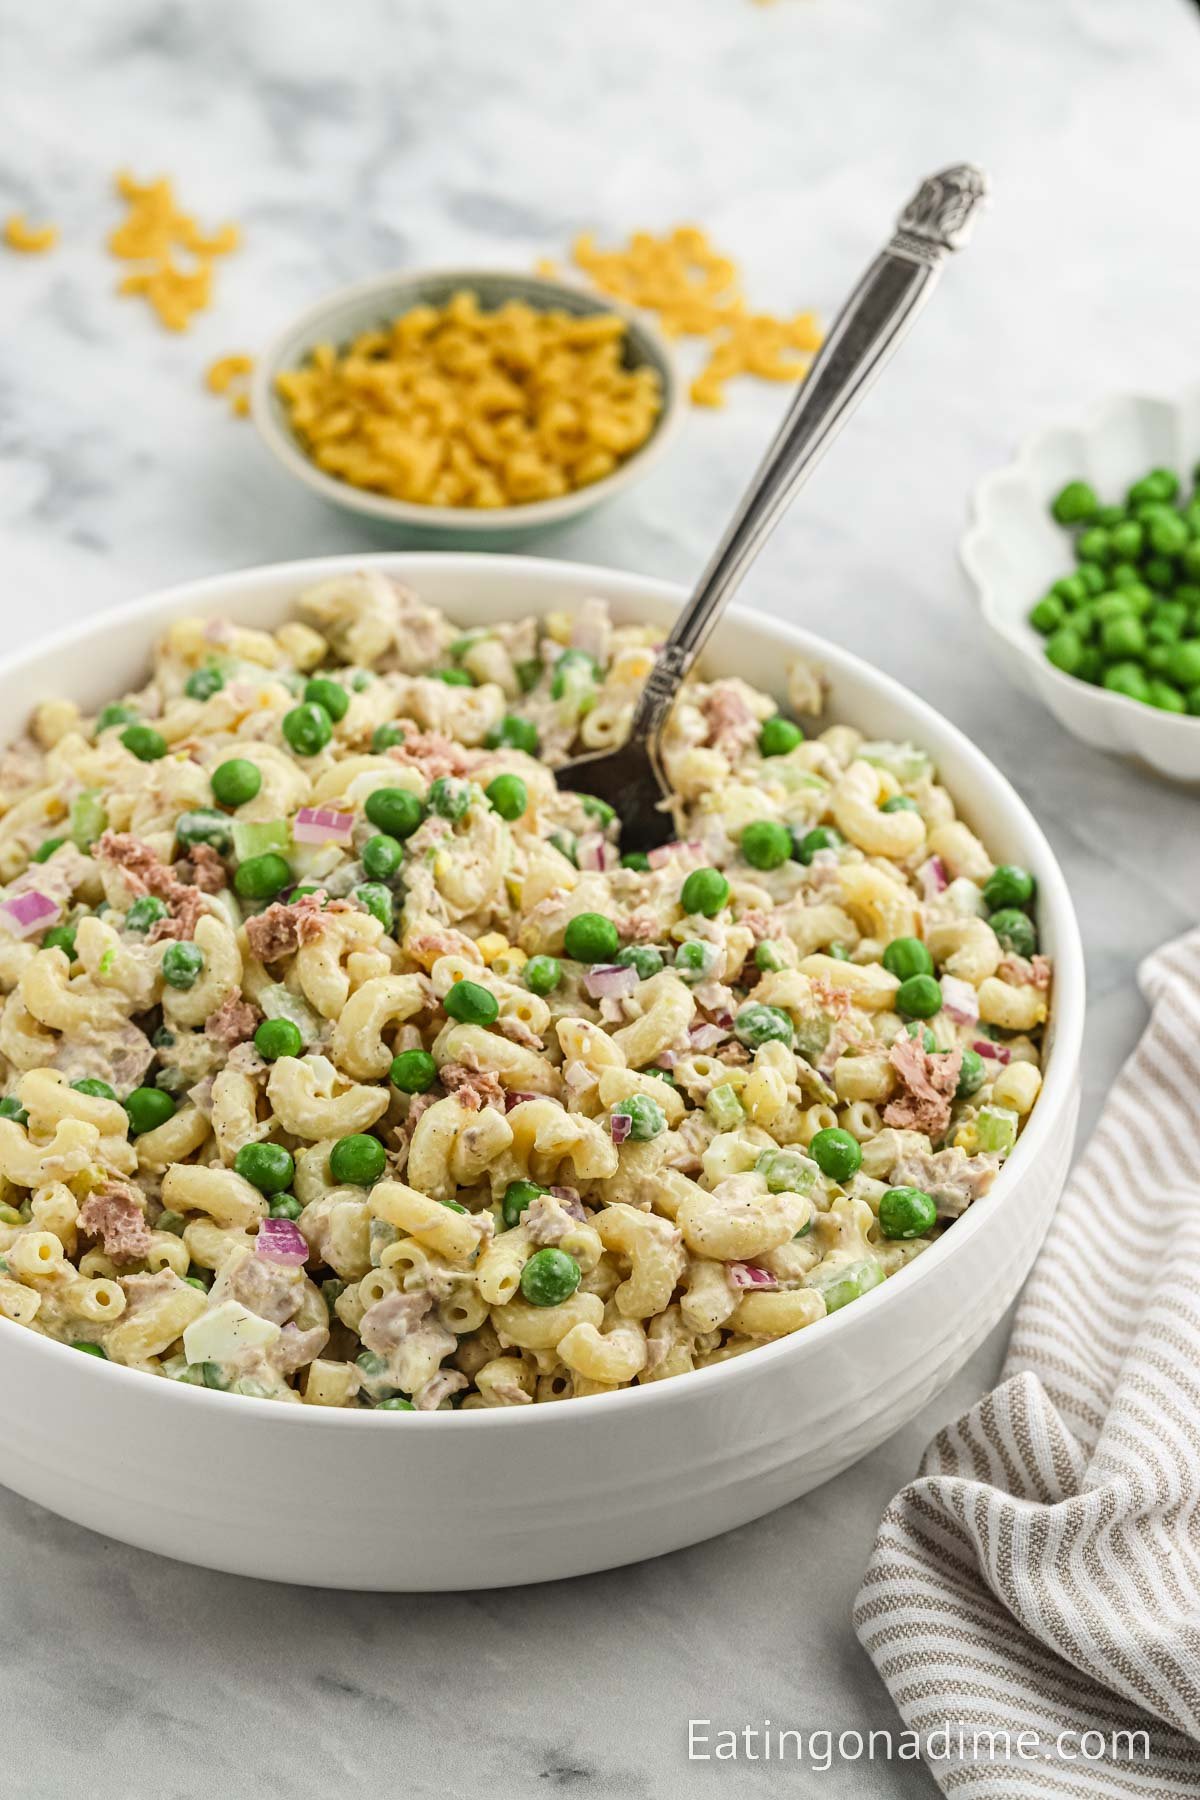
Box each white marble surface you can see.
[2,0,1199,1794]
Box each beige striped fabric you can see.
[855,930,1200,1797]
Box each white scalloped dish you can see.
[962,389,1200,783]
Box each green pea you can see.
[329,1133,386,1186]
[895,973,942,1019]
[269,1194,304,1220]
[1075,527,1111,564]
[364,787,425,840]
[71,1341,108,1359]
[354,883,395,933]
[1147,679,1187,714]
[234,1141,295,1195]
[988,908,1037,957]
[121,724,167,762]
[1144,556,1175,589]
[444,979,499,1025]
[734,1003,794,1049]
[620,851,651,872]
[1028,595,1065,635]
[905,1021,936,1052]
[1146,644,1173,674]
[754,940,787,973]
[680,867,731,916]
[428,776,471,821]
[1100,615,1146,660]
[882,936,933,981]
[125,894,169,932]
[615,945,663,981]
[1044,627,1084,674]
[610,1093,667,1142]
[43,925,77,960]
[484,714,539,754]
[1147,604,1187,645]
[759,715,804,756]
[161,941,204,989]
[175,810,234,857]
[376,1397,416,1411]
[1076,563,1108,594]
[234,853,292,899]
[31,836,66,863]
[390,1049,437,1093]
[434,668,474,687]
[1050,479,1098,524]
[1187,685,1200,716]
[982,864,1035,910]
[878,1185,938,1240]
[1168,641,1200,689]
[519,1246,581,1307]
[1075,646,1102,685]
[125,1086,176,1134]
[1149,512,1189,557]
[515,658,543,693]
[740,821,792,871]
[1109,520,1144,561]
[1103,661,1151,703]
[254,1017,303,1061]
[524,955,562,995]
[96,702,139,733]
[675,939,719,981]
[956,1050,986,1098]
[184,665,224,701]
[282,702,333,757]
[72,1078,117,1100]
[880,795,919,814]
[563,911,620,962]
[155,1209,187,1236]
[793,826,842,864]
[361,834,403,881]
[0,1095,27,1125]
[810,1126,862,1183]
[502,1178,544,1230]
[211,759,262,807]
[371,723,405,752]
[304,677,349,721]
[486,774,528,821]
[1052,573,1089,604]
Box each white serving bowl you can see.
[962,388,1200,782]
[0,554,1084,1590]
[250,269,683,544]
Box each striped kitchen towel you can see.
[855,929,1200,1797]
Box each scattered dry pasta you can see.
[572,225,822,406]
[0,575,1049,1410]
[109,171,240,331]
[275,291,663,509]
[207,354,255,418]
[4,215,58,254]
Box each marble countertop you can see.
[3,0,1199,1793]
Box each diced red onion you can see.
[549,1184,586,1220]
[918,855,948,900]
[940,974,979,1026]
[0,890,61,938]
[504,1090,539,1111]
[688,1022,729,1051]
[973,1038,1011,1064]
[655,1049,678,1069]
[576,833,618,873]
[646,838,703,870]
[583,963,639,1001]
[728,1262,779,1291]
[256,1218,309,1264]
[203,619,234,645]
[609,1112,632,1144]
[292,806,355,846]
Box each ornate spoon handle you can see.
[630,163,989,743]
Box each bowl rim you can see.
[961,386,1200,734]
[0,551,1086,1430]
[249,267,685,531]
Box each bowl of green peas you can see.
[962,390,1200,780]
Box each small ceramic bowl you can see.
[961,388,1200,783]
[250,268,682,544]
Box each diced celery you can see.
[757,1147,817,1194]
[859,741,932,784]
[69,789,107,849]
[774,766,829,793]
[792,1015,831,1062]
[809,1257,885,1313]
[705,1083,744,1131]
[232,818,291,862]
[976,1104,1018,1154]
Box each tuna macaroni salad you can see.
[0,577,1050,1409]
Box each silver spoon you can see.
[554,163,989,850]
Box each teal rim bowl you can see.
[249,267,683,540]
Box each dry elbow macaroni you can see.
[0,577,1049,1409]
